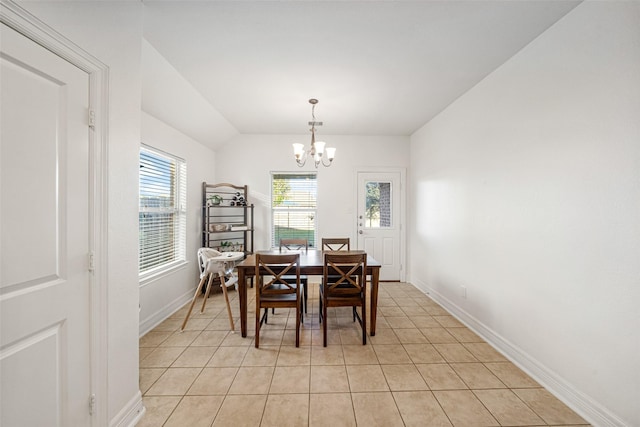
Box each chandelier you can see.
[293,99,336,168]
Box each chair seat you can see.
[325,292,362,299]
[320,284,360,294]
[261,293,298,303]
[321,288,363,305]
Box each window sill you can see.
[139,260,189,288]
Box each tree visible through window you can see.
[365,181,392,228]
[139,146,187,275]
[272,172,317,248]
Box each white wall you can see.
[139,112,217,335]
[408,2,640,426]
[17,1,145,425]
[215,134,410,250]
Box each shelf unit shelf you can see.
[202,182,254,254]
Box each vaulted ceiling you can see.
[142,1,581,150]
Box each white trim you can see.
[108,391,145,427]
[139,260,189,288]
[355,167,407,282]
[139,288,193,337]
[1,1,110,425]
[412,278,629,427]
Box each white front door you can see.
[1,23,92,426]
[356,171,403,281]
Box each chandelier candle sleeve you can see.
[293,99,336,168]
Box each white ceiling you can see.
[142,1,581,149]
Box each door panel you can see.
[357,172,402,281]
[1,23,91,427]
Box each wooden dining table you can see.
[235,249,382,338]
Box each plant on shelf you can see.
[208,194,224,206]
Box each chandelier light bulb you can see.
[314,141,326,155]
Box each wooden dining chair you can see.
[279,238,309,314]
[321,237,350,251]
[181,248,236,332]
[255,253,302,348]
[319,252,367,347]
[322,237,352,285]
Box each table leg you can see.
[238,268,247,337]
[370,267,379,336]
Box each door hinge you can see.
[89,393,96,415]
[88,109,96,129]
[88,251,95,272]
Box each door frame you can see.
[355,167,406,282]
[1,2,109,424]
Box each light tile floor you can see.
[139,282,590,426]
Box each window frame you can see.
[271,172,318,248]
[139,144,187,281]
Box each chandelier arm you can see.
[296,150,308,167]
[320,156,333,167]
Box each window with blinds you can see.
[271,172,317,248]
[139,146,187,276]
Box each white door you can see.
[356,171,402,281]
[1,23,92,427]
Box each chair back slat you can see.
[321,237,350,251]
[255,253,301,293]
[280,238,308,252]
[323,252,366,293]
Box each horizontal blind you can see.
[139,146,186,275]
[272,172,317,248]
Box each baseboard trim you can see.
[109,390,145,427]
[411,279,628,427]
[139,289,192,337]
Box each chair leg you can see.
[302,281,308,314]
[362,298,367,346]
[255,301,260,349]
[296,299,301,347]
[219,273,235,331]
[181,275,208,331]
[200,273,215,313]
[300,302,304,324]
[322,298,328,347]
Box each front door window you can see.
[364,181,392,228]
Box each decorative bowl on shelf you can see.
[210,224,228,232]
